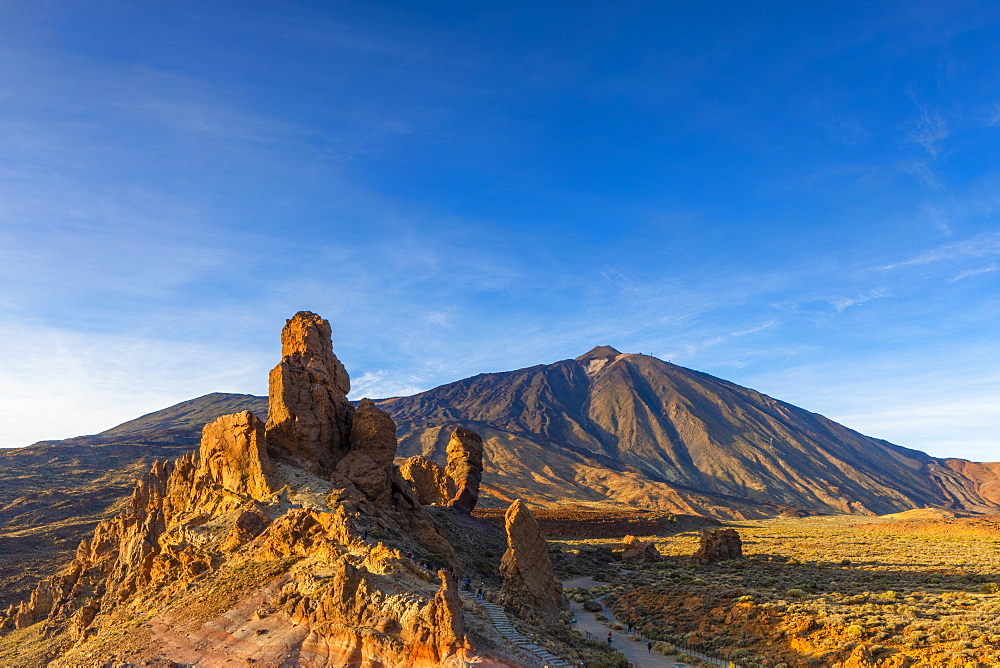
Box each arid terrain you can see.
[560,513,1000,666]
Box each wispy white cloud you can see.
[828,288,889,312]
[907,107,949,158]
[739,343,1000,461]
[951,264,999,282]
[899,160,942,191]
[882,230,1000,269]
[0,321,267,448]
[349,370,427,400]
[922,203,953,235]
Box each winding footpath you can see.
[562,576,732,668]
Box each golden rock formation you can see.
[445,428,484,513]
[499,499,563,624]
[399,427,484,514]
[400,455,455,506]
[266,311,354,474]
[693,527,743,564]
[1,312,520,666]
[620,534,661,562]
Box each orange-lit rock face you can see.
[499,499,563,624]
[399,426,484,513]
[446,428,484,513]
[199,410,274,501]
[266,311,354,473]
[400,455,455,506]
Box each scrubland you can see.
[558,514,1000,667]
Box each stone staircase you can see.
[461,592,573,668]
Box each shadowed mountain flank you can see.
[380,351,1000,517]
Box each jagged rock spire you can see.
[445,428,484,513]
[499,499,563,624]
[265,311,354,473]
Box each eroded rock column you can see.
[444,428,483,513]
[499,499,562,624]
[265,311,354,474]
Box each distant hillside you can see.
[99,392,269,437]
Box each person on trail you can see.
[647,641,653,654]
[627,622,633,633]
[607,631,613,645]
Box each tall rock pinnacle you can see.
[265,311,354,473]
[499,499,563,624]
[445,428,484,513]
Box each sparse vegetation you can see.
[560,514,1000,665]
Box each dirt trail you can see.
[563,578,689,668]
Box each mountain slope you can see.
[380,347,999,517]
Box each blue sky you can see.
[0,1,998,460]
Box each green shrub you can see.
[786,588,806,598]
[978,582,999,594]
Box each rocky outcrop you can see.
[0,312,519,667]
[499,499,563,624]
[198,410,274,501]
[620,535,660,562]
[399,456,454,506]
[336,398,399,505]
[265,311,354,474]
[398,427,483,513]
[693,528,743,564]
[445,428,484,513]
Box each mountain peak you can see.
[575,345,622,361]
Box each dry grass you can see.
[560,515,1000,667]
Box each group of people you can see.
[606,627,656,655]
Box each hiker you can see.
[464,576,472,592]
[647,641,653,654]
[627,621,633,633]
[607,631,612,645]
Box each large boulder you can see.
[620,535,660,562]
[399,456,454,506]
[693,528,743,564]
[499,499,562,624]
[265,311,354,474]
[337,398,399,505]
[445,428,484,513]
[198,411,274,501]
